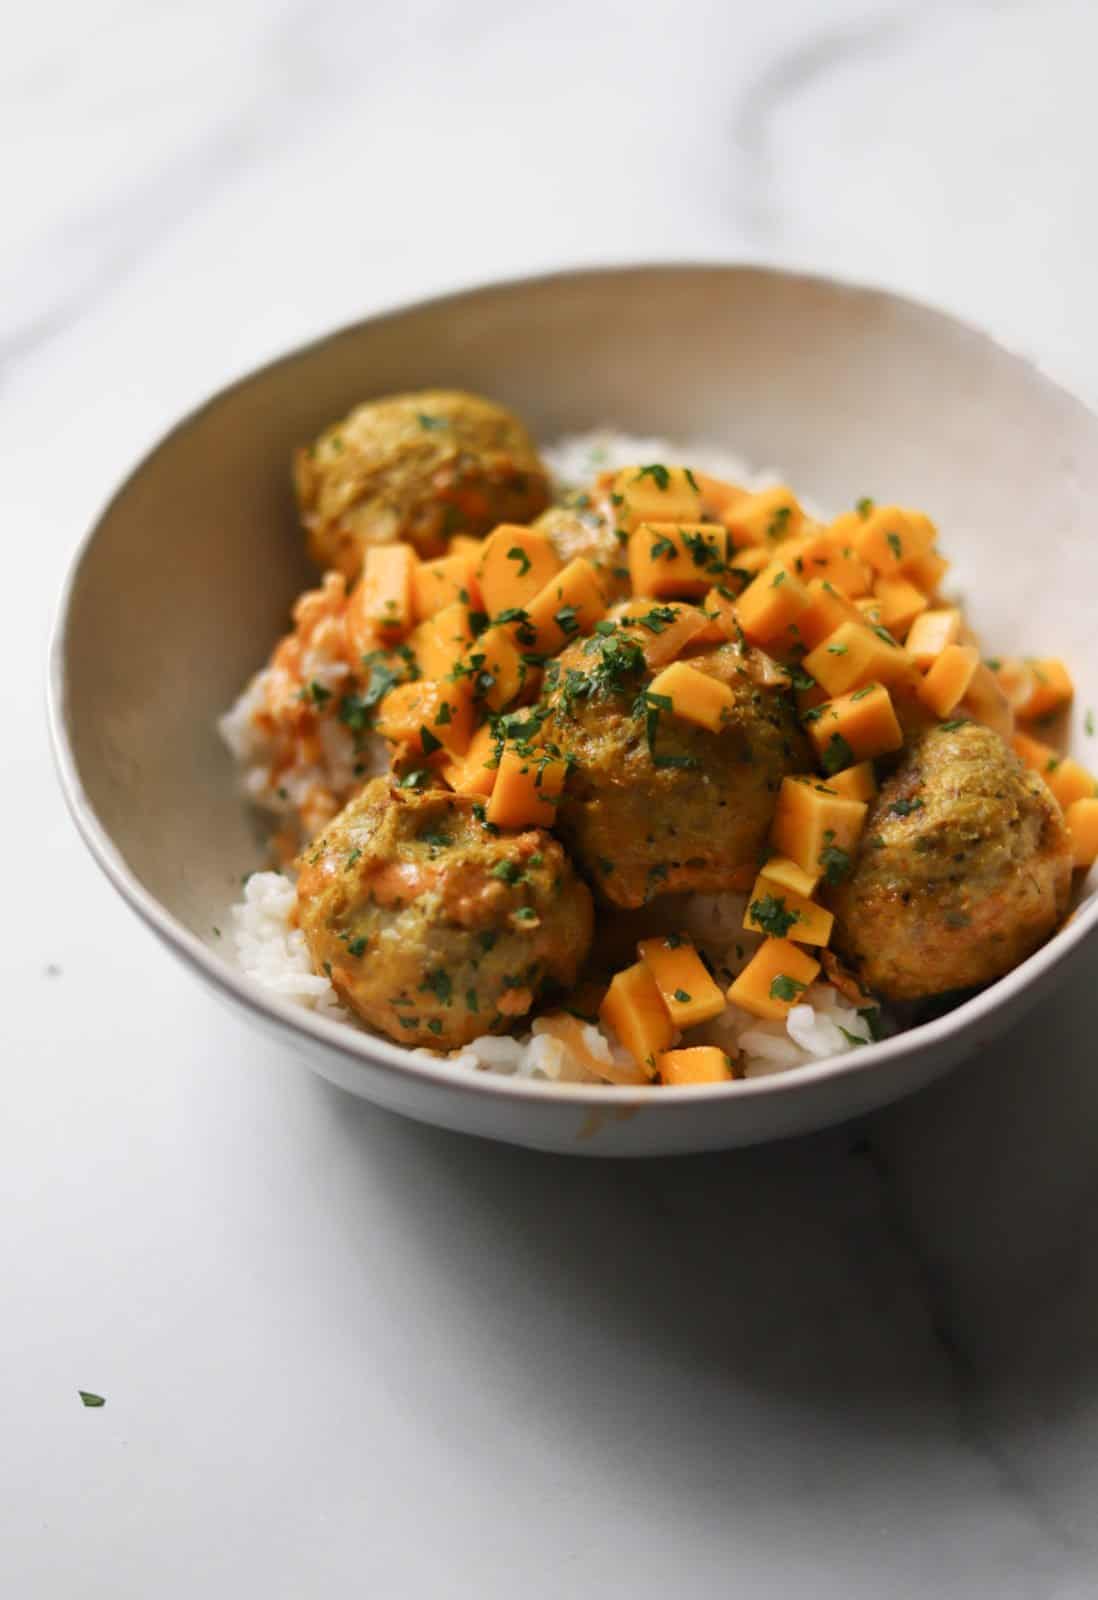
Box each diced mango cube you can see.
[637,937,726,1028]
[758,854,820,898]
[467,625,525,712]
[1017,658,1074,721]
[628,523,728,599]
[795,579,865,650]
[485,745,567,829]
[824,760,878,803]
[348,544,417,648]
[806,684,904,770]
[409,600,474,681]
[918,643,980,717]
[599,961,675,1073]
[647,660,736,734]
[721,485,804,548]
[612,465,704,531]
[802,620,915,698]
[525,558,607,653]
[770,776,868,877]
[744,875,834,947]
[476,525,562,615]
[873,576,928,638]
[618,602,714,667]
[854,506,937,576]
[906,607,963,669]
[657,1047,737,1086]
[1065,797,1098,868]
[727,938,821,1021]
[442,722,498,796]
[411,551,480,620]
[734,561,811,651]
[374,677,473,757]
[906,547,950,596]
[1012,733,1096,807]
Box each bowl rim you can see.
[47,258,1098,1108]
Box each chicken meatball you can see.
[533,499,631,602]
[295,778,593,1049]
[829,721,1071,1000]
[540,624,811,908]
[294,390,551,575]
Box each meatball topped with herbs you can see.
[539,610,811,908]
[829,720,1072,1000]
[294,389,551,576]
[295,778,594,1049]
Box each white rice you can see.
[222,430,875,1084]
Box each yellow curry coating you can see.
[540,628,811,909]
[295,778,593,1049]
[828,721,1072,1000]
[294,389,551,575]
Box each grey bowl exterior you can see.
[48,264,1098,1155]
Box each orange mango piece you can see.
[476,525,562,615]
[795,579,865,650]
[726,546,772,584]
[727,938,821,1021]
[411,551,480,620]
[619,602,714,666]
[612,465,704,531]
[647,660,736,734]
[918,644,980,717]
[906,547,950,596]
[734,560,811,652]
[783,529,873,597]
[525,558,607,653]
[854,506,937,577]
[628,522,728,599]
[807,684,904,769]
[825,760,878,803]
[409,600,474,681]
[466,625,526,712]
[771,776,868,877]
[873,576,928,639]
[485,745,568,830]
[721,485,804,548]
[347,544,417,651]
[599,960,675,1074]
[1011,732,1096,807]
[657,1046,736,1086]
[374,677,473,757]
[802,620,915,698]
[442,722,499,796]
[759,854,820,898]
[637,937,726,1029]
[694,473,745,517]
[1065,798,1098,868]
[1017,658,1074,721]
[744,875,834,947]
[905,607,963,669]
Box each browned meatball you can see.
[829,721,1071,1000]
[539,621,811,908]
[295,778,593,1049]
[293,390,551,575]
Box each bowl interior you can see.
[55,264,1098,1097]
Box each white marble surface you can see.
[7,1,1098,1594]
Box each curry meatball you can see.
[295,778,593,1049]
[533,499,631,601]
[540,623,811,908]
[293,390,551,575]
[829,721,1071,1000]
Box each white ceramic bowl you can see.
[49,264,1098,1155]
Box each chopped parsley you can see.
[78,1391,105,1408]
[398,768,431,789]
[507,545,532,577]
[855,497,875,519]
[1087,708,1096,737]
[347,937,367,958]
[673,989,692,1004]
[417,412,447,430]
[885,530,903,560]
[749,894,800,938]
[872,625,899,647]
[514,906,537,922]
[419,725,443,755]
[300,679,333,708]
[821,732,855,775]
[490,860,523,884]
[634,463,671,491]
[466,988,479,1014]
[420,968,453,1006]
[818,843,852,885]
[426,1019,443,1036]
[769,974,807,1003]
[940,718,970,732]
[889,797,923,817]
[767,505,792,539]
